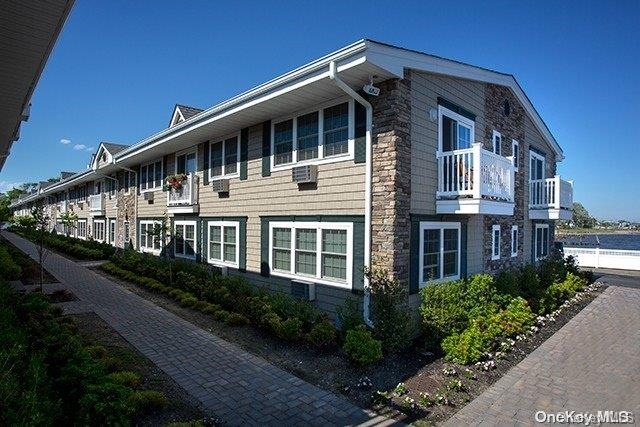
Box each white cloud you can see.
[60,138,71,145]
[85,146,94,152]
[73,144,87,150]
[0,181,23,193]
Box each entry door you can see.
[176,151,197,175]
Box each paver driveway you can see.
[446,284,640,426]
[3,232,393,426]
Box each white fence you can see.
[564,246,640,271]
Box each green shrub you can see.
[342,325,382,365]
[77,382,134,425]
[225,313,249,326]
[213,309,230,322]
[200,302,221,315]
[494,269,521,299]
[489,297,535,336]
[539,272,586,314]
[307,320,338,350]
[0,246,21,280]
[337,298,363,333]
[108,371,141,388]
[179,295,198,307]
[127,390,168,412]
[275,317,303,342]
[441,322,488,365]
[420,279,470,346]
[85,344,108,359]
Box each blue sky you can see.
[1,0,638,220]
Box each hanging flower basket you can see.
[163,174,188,191]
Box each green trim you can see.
[240,128,249,180]
[261,121,271,177]
[200,216,248,271]
[437,97,477,121]
[203,141,210,186]
[260,217,270,276]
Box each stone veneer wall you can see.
[483,84,527,273]
[115,173,137,248]
[370,71,412,283]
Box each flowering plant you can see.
[163,174,188,191]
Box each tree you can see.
[147,213,173,284]
[30,206,50,291]
[59,211,78,237]
[572,202,596,228]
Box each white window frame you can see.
[139,220,162,254]
[268,221,353,289]
[529,150,546,182]
[124,171,137,195]
[419,221,461,286]
[109,219,116,246]
[206,221,240,267]
[139,158,163,193]
[270,98,355,172]
[123,221,130,248]
[77,219,87,239]
[511,225,518,258]
[174,220,197,259]
[437,105,475,153]
[512,139,519,172]
[535,223,550,261]
[491,224,501,260]
[209,133,240,180]
[93,219,106,242]
[175,147,198,175]
[492,130,502,155]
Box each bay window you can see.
[207,221,239,267]
[419,222,461,285]
[269,221,352,288]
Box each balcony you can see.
[529,176,573,220]
[57,200,68,214]
[167,173,199,214]
[436,143,515,215]
[89,193,105,216]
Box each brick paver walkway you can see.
[3,232,393,426]
[446,285,640,426]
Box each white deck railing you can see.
[564,246,640,271]
[58,200,68,213]
[167,173,199,206]
[530,176,573,209]
[437,143,515,202]
[88,193,104,212]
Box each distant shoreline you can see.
[556,229,640,236]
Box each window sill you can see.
[419,274,461,287]
[270,269,350,289]
[209,173,239,181]
[175,253,196,260]
[270,152,354,173]
[207,259,238,268]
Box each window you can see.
[93,220,106,242]
[419,222,461,285]
[174,220,196,259]
[492,130,502,155]
[492,225,501,260]
[512,140,519,171]
[108,177,117,197]
[140,159,163,192]
[207,221,239,267]
[268,221,353,288]
[535,224,550,261]
[438,105,474,152]
[271,100,354,170]
[176,150,197,175]
[123,221,130,248]
[109,219,116,245]
[210,136,239,179]
[77,220,87,238]
[139,220,161,254]
[529,151,546,205]
[511,225,518,257]
[125,171,136,194]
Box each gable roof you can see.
[102,142,128,155]
[169,104,203,127]
[90,141,128,170]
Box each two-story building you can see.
[11,40,573,322]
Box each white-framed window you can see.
[125,171,136,195]
[270,99,354,171]
[492,130,502,155]
[93,219,106,242]
[535,223,550,261]
[511,225,518,257]
[438,105,474,152]
[139,220,162,254]
[209,135,239,179]
[529,150,545,181]
[491,224,501,260]
[140,159,163,192]
[176,148,198,175]
[268,221,353,288]
[419,221,461,285]
[123,221,130,248]
[109,219,116,245]
[207,221,239,267]
[174,220,197,259]
[512,139,519,171]
[77,220,87,239]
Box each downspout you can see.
[329,61,374,328]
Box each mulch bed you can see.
[47,289,78,303]
[2,237,59,285]
[92,266,607,423]
[70,312,211,426]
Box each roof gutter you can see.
[329,61,374,328]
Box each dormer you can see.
[169,104,203,127]
[90,142,129,171]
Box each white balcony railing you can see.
[89,193,105,213]
[437,143,515,202]
[58,200,68,213]
[529,176,573,210]
[167,173,199,206]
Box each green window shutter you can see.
[239,218,247,271]
[261,121,271,177]
[409,216,420,295]
[461,222,468,278]
[240,128,249,180]
[260,217,270,276]
[203,141,210,185]
[352,220,365,292]
[354,101,367,164]
[162,155,168,179]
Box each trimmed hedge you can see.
[14,227,115,260]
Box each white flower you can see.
[442,366,457,376]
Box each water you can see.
[557,233,640,251]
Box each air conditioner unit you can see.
[291,280,316,301]
[143,192,154,201]
[212,179,229,193]
[292,165,318,184]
